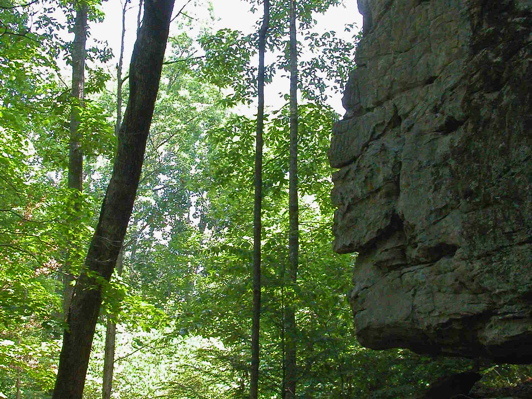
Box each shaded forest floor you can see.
[470,380,532,398]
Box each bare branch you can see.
[170,0,193,22]
[162,55,205,66]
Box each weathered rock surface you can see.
[330,0,531,363]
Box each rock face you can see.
[329,0,531,363]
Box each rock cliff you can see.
[329,0,531,363]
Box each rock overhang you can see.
[330,0,532,363]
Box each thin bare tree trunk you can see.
[283,0,299,397]
[115,0,128,136]
[102,319,117,399]
[67,2,87,194]
[250,1,270,398]
[102,249,124,399]
[102,1,129,395]
[52,1,176,397]
[63,1,87,318]
[15,374,21,399]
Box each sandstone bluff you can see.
[329,0,531,363]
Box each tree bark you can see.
[250,1,270,398]
[102,1,129,396]
[67,2,86,194]
[283,0,299,397]
[15,374,21,399]
[102,249,124,399]
[102,315,117,399]
[63,1,87,318]
[52,1,175,398]
[114,0,128,137]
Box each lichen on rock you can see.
[330,0,531,363]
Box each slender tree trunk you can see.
[115,0,128,136]
[137,0,144,34]
[283,0,299,397]
[15,374,21,399]
[102,249,124,399]
[52,1,176,398]
[250,1,270,398]
[63,1,88,318]
[102,319,117,399]
[68,2,87,194]
[102,2,129,396]
[280,284,286,398]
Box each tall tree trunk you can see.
[283,0,299,397]
[250,1,270,398]
[68,2,87,194]
[102,2,129,396]
[102,249,124,399]
[52,1,176,398]
[114,0,128,136]
[63,1,87,318]
[102,320,117,399]
[15,374,21,399]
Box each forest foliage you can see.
[1,0,530,398]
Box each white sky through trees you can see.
[93,0,362,112]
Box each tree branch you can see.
[0,28,39,42]
[0,0,39,9]
[170,0,193,22]
[162,55,205,65]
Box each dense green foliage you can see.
[1,0,530,398]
